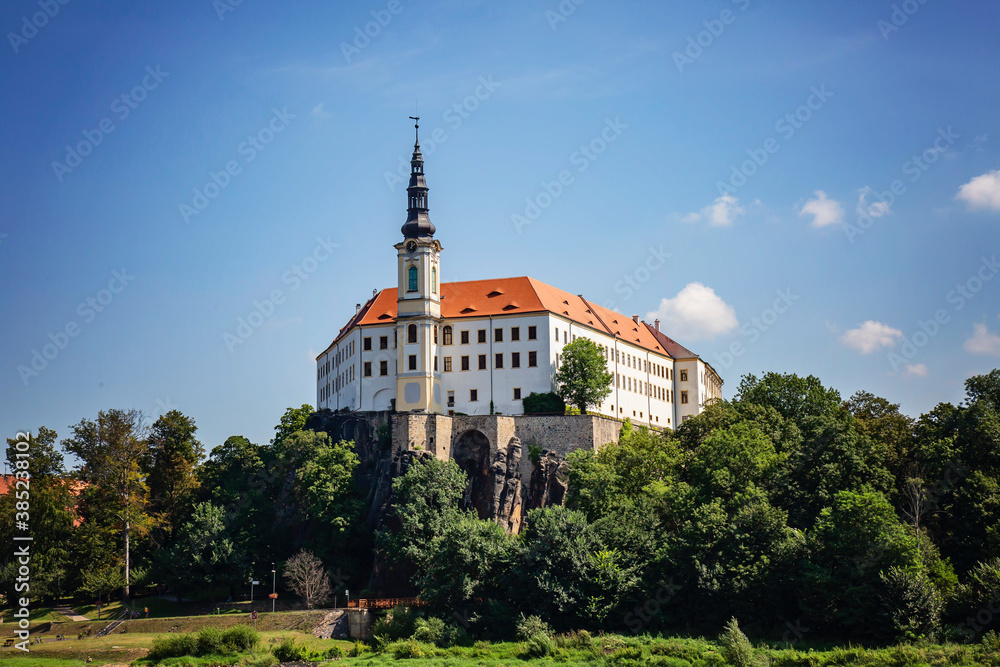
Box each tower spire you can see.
[401,116,435,238]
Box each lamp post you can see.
[271,563,276,613]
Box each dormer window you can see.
[407,265,418,292]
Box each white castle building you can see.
[316,123,721,429]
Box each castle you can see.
[316,121,722,435]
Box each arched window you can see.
[443,326,453,345]
[431,267,437,293]
[433,325,438,344]
[407,265,418,292]
[408,324,417,344]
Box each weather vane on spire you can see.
[409,115,420,145]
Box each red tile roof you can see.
[320,276,698,361]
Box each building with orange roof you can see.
[316,123,721,430]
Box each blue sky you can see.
[3,0,999,452]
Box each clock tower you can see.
[394,118,443,414]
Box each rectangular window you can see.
[495,328,504,342]
[444,357,452,372]
[528,325,537,340]
[470,389,479,402]
[478,354,487,370]
[434,356,438,371]
[461,330,470,344]
[409,355,417,371]
[680,370,688,382]
[364,361,372,377]
[681,391,689,404]
[447,390,455,406]
[555,327,559,341]
[513,387,522,400]
[478,329,487,344]
[461,355,470,371]
[379,336,388,350]
[564,331,568,344]
[512,352,521,368]
[528,350,537,367]
[495,353,504,369]
[363,337,372,351]
[511,326,520,341]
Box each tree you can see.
[522,392,566,415]
[145,411,204,543]
[284,431,360,532]
[271,405,315,452]
[283,550,332,609]
[163,502,237,601]
[62,408,151,600]
[553,338,613,414]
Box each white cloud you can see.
[857,186,892,218]
[646,282,738,341]
[964,323,1000,356]
[840,320,902,354]
[956,169,1000,211]
[800,190,844,227]
[310,102,333,119]
[904,364,928,377]
[681,194,744,227]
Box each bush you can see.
[348,640,367,657]
[271,636,307,663]
[386,638,425,659]
[238,653,278,667]
[880,566,943,642]
[221,625,260,653]
[196,627,225,656]
[516,613,553,640]
[523,391,565,415]
[412,616,446,644]
[372,604,420,643]
[719,617,756,667]
[522,633,554,658]
[148,633,198,660]
[323,645,345,659]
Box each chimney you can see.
[373,288,378,298]
[355,303,361,314]
[655,319,660,332]
[632,314,639,323]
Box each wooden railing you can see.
[346,597,421,609]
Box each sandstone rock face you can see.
[490,437,524,534]
[524,450,570,513]
[312,610,349,639]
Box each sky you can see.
[2,0,999,454]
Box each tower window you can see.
[434,355,438,371]
[407,265,418,292]
[408,324,417,344]
[444,357,452,372]
[379,336,388,350]
[443,326,453,345]
[431,267,437,293]
[379,360,388,376]
[681,391,689,404]
[555,327,559,341]
[680,370,688,382]
[363,362,372,377]
[408,355,417,371]
[434,325,438,344]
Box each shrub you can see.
[372,604,420,643]
[412,616,446,644]
[221,625,260,653]
[323,645,345,659]
[880,566,943,642]
[348,640,367,657]
[522,633,554,658]
[387,638,425,659]
[271,636,307,663]
[238,653,278,667]
[523,391,566,415]
[516,613,552,640]
[148,633,198,660]
[719,617,756,667]
[195,627,225,656]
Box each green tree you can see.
[286,431,360,531]
[522,392,566,415]
[271,404,315,452]
[163,502,236,601]
[62,408,151,600]
[553,338,613,414]
[145,411,204,543]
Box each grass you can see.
[0,606,72,624]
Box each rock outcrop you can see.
[525,450,570,512]
[490,437,523,533]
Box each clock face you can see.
[406,240,417,253]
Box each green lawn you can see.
[0,606,72,624]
